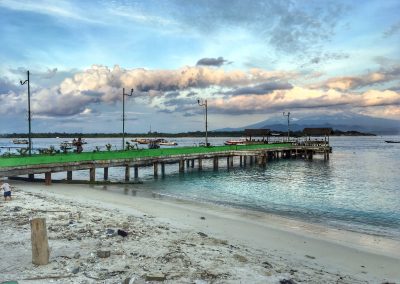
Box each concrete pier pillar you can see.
[89,168,96,182]
[67,171,72,181]
[186,160,190,168]
[243,156,247,167]
[134,166,138,178]
[179,159,185,173]
[161,162,165,177]
[213,156,219,171]
[198,158,202,170]
[28,174,34,181]
[254,156,258,164]
[230,156,234,168]
[103,167,108,180]
[153,162,159,177]
[191,159,194,168]
[240,156,243,167]
[249,156,253,165]
[125,166,130,181]
[226,156,230,169]
[257,155,263,166]
[45,172,51,186]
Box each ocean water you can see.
[1,136,400,238]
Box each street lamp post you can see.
[20,70,32,156]
[197,99,208,147]
[283,111,290,142]
[122,88,134,150]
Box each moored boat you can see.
[385,140,400,143]
[224,139,246,145]
[12,138,29,144]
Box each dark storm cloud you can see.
[225,82,293,96]
[196,57,228,67]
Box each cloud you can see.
[209,87,400,115]
[170,0,345,53]
[196,57,229,67]
[0,65,295,117]
[383,21,400,38]
[224,82,293,96]
[317,65,400,91]
[303,52,350,67]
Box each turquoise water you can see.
[142,136,400,239]
[1,136,400,238]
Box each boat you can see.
[12,138,29,144]
[224,139,246,146]
[385,140,400,143]
[158,139,178,146]
[159,141,178,146]
[132,138,151,144]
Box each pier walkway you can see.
[0,143,331,185]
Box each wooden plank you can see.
[31,218,49,265]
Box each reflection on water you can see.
[1,136,400,238]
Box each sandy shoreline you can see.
[1,181,399,283]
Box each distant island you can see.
[0,129,376,139]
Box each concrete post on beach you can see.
[191,159,194,168]
[198,158,202,170]
[134,166,139,179]
[31,218,49,265]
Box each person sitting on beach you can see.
[1,181,12,201]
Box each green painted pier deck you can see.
[0,142,331,185]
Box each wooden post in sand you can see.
[31,218,49,265]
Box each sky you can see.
[0,0,399,133]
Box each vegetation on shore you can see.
[0,129,375,139]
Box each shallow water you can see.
[1,135,400,238]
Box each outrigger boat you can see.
[12,138,29,144]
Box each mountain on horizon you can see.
[217,113,400,134]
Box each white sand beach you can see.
[1,181,399,283]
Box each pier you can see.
[0,142,331,185]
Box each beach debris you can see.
[73,252,80,259]
[13,206,23,212]
[106,228,116,237]
[233,254,248,263]
[97,250,111,258]
[71,266,80,274]
[118,229,128,237]
[262,261,273,269]
[280,279,297,284]
[305,255,316,259]
[200,216,206,220]
[145,273,166,281]
[198,232,208,238]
